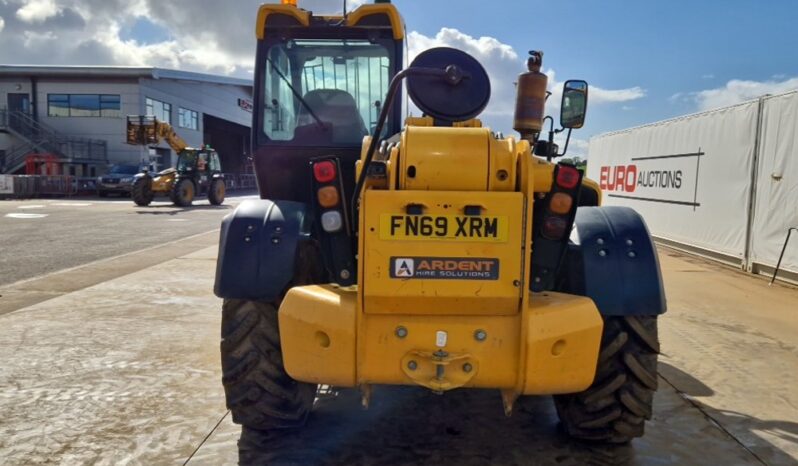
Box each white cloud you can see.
[593,86,646,103]
[0,0,351,74]
[693,76,798,111]
[15,0,60,23]
[0,16,5,32]
[408,28,520,119]
[557,136,589,159]
[0,0,645,132]
[407,28,644,132]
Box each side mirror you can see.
[560,80,588,129]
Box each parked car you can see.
[97,164,140,197]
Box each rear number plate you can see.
[380,214,508,242]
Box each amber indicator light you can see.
[317,186,340,208]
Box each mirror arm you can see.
[543,116,555,134]
[559,128,573,158]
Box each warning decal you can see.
[389,257,499,280]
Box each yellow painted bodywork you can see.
[279,122,604,397]
[256,4,310,38]
[345,4,404,40]
[280,285,357,386]
[257,3,403,40]
[126,116,188,153]
[150,169,176,194]
[400,127,489,191]
[280,285,602,394]
[399,126,523,192]
[582,176,603,205]
[362,190,523,315]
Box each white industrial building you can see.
[0,66,253,176]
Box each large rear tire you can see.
[208,178,225,206]
[131,176,154,206]
[554,315,659,444]
[170,178,194,207]
[221,244,325,430]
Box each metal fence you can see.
[1,175,77,197]
[1,174,257,199]
[223,173,257,191]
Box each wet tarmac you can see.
[0,194,257,286]
[0,245,795,465]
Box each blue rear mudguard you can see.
[214,199,314,301]
[561,206,667,316]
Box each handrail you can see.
[0,109,107,172]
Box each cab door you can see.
[196,152,210,194]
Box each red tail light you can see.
[556,165,580,189]
[313,161,336,183]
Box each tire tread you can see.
[555,315,659,443]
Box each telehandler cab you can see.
[126,116,226,207]
[215,0,666,444]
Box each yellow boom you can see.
[126,116,189,153]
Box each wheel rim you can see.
[215,181,225,199]
[182,181,194,201]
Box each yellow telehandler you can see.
[214,0,666,445]
[126,116,225,207]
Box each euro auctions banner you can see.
[597,150,701,208]
[587,101,760,260]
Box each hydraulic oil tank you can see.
[513,51,548,142]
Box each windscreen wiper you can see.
[266,58,326,130]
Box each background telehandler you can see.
[126,116,225,207]
[214,0,666,445]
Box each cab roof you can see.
[256,2,404,40]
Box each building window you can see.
[145,97,172,125]
[178,108,199,130]
[100,95,121,118]
[48,94,70,117]
[47,94,121,117]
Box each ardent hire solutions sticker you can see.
[390,257,499,280]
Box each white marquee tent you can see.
[588,90,798,282]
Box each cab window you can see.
[209,153,222,172]
[262,39,392,145]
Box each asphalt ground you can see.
[0,198,796,465]
[0,193,258,286]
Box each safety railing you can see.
[0,173,258,198]
[223,173,257,191]
[0,109,108,172]
[0,175,77,198]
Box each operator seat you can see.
[295,89,368,144]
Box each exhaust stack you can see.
[513,51,548,143]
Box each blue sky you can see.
[396,0,798,151]
[1,0,797,156]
